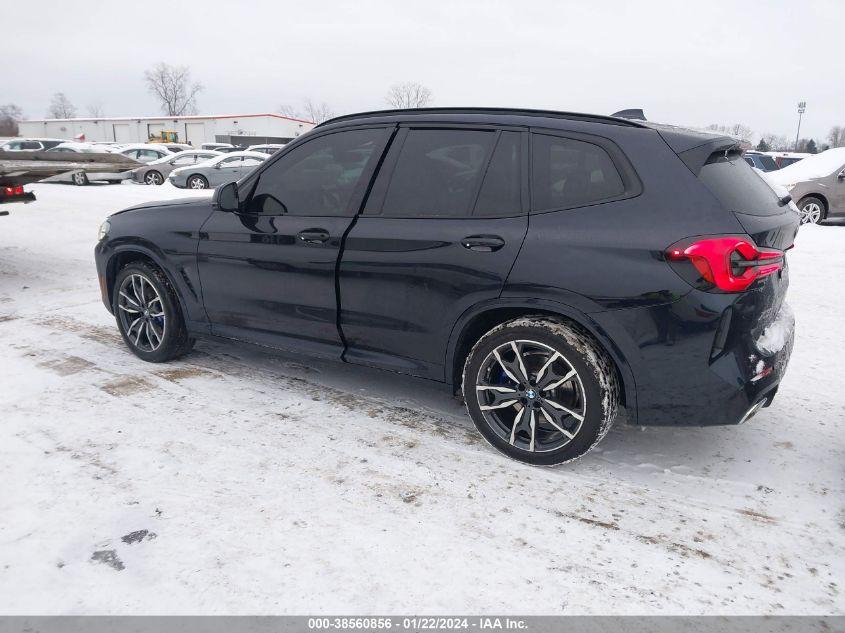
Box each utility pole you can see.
[795,101,806,151]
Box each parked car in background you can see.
[213,146,247,153]
[247,143,286,155]
[47,142,113,153]
[743,151,779,172]
[201,143,234,151]
[117,144,173,163]
[0,138,66,151]
[0,179,36,210]
[95,107,799,465]
[765,151,810,168]
[132,150,221,185]
[766,147,845,224]
[168,151,266,189]
[149,142,193,154]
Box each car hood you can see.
[111,197,208,216]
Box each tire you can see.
[187,175,208,189]
[144,170,164,186]
[463,317,620,466]
[72,171,88,186]
[798,196,825,224]
[112,261,195,363]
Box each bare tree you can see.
[385,82,433,109]
[302,100,334,124]
[144,62,203,116]
[278,100,335,124]
[47,92,77,119]
[0,104,22,136]
[86,101,105,118]
[827,125,845,148]
[278,104,301,119]
[761,133,789,151]
[729,123,753,142]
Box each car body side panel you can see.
[95,201,214,327]
[504,126,763,426]
[504,127,747,312]
[443,296,639,420]
[786,166,845,217]
[339,215,528,381]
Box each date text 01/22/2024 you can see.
[307,617,528,630]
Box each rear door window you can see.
[137,149,162,161]
[532,134,625,211]
[699,152,784,216]
[473,131,522,216]
[381,129,495,217]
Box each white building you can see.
[18,113,315,146]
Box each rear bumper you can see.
[592,295,795,426]
[0,191,35,205]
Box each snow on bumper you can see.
[754,302,795,356]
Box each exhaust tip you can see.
[738,398,768,425]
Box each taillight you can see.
[2,185,24,196]
[665,236,784,292]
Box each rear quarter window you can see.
[531,134,626,211]
[699,153,784,216]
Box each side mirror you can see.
[216,182,239,212]
[838,170,845,181]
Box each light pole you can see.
[795,101,806,150]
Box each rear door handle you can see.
[297,228,330,244]
[461,235,505,252]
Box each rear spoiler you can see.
[676,138,740,177]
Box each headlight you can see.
[98,220,110,241]
[785,183,796,191]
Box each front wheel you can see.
[112,261,194,362]
[187,175,208,189]
[798,196,825,224]
[72,171,88,186]
[463,317,620,466]
[144,170,164,185]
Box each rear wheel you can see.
[463,317,620,466]
[144,170,164,185]
[187,175,208,189]
[112,261,194,362]
[798,196,825,224]
[72,171,88,186]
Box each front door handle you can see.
[297,228,330,244]
[461,235,505,252]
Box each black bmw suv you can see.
[95,108,799,465]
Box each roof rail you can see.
[317,107,648,129]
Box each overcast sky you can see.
[3,0,842,141]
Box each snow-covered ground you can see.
[1,183,843,615]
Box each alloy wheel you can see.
[801,202,822,224]
[474,339,586,453]
[188,176,207,189]
[117,273,166,352]
[145,172,163,185]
